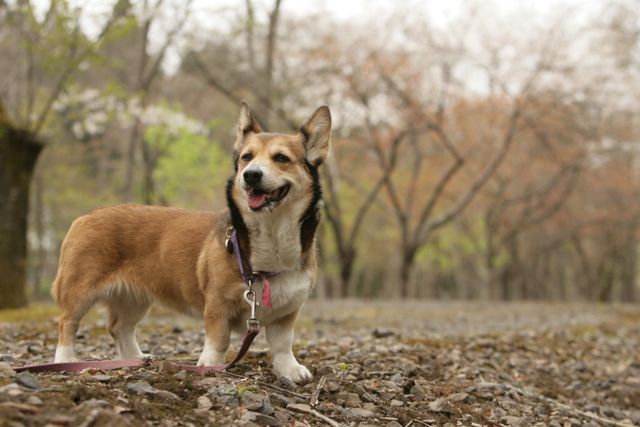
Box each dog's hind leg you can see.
[54,284,96,363]
[55,310,84,363]
[107,284,151,359]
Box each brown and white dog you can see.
[51,101,331,382]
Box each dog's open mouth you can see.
[247,184,290,210]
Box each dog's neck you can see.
[244,204,306,272]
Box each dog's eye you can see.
[274,153,290,163]
[241,153,253,162]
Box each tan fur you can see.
[51,103,331,382]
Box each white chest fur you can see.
[246,207,304,272]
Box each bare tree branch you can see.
[32,2,127,134]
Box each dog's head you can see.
[230,101,331,215]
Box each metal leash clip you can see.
[243,283,260,332]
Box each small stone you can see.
[390,399,404,406]
[270,392,293,406]
[336,391,361,407]
[79,398,110,408]
[385,422,402,427]
[221,395,240,408]
[0,362,16,378]
[260,399,275,416]
[173,370,188,380]
[273,409,290,422]
[502,415,523,426]
[197,395,212,410]
[240,410,280,426]
[567,417,581,427]
[0,383,23,396]
[287,403,313,413]
[428,397,455,414]
[81,372,112,383]
[449,392,468,402]
[443,423,455,427]
[325,381,340,392]
[26,395,43,405]
[612,410,627,420]
[241,391,265,411]
[195,377,222,388]
[15,371,41,389]
[126,381,157,395]
[47,414,74,425]
[126,380,178,400]
[372,328,395,338]
[345,408,375,418]
[410,384,427,399]
[316,365,335,376]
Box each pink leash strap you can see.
[13,326,260,375]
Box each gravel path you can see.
[0,300,638,426]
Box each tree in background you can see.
[2,1,639,306]
[0,1,127,308]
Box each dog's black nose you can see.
[243,169,263,185]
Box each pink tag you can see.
[262,277,273,309]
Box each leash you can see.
[14,226,268,375]
[14,324,259,375]
[226,227,274,308]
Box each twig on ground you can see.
[310,375,327,407]
[287,403,342,427]
[332,378,379,403]
[213,370,309,399]
[365,370,395,377]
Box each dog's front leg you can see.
[266,311,311,383]
[197,304,230,366]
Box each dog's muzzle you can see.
[246,184,290,210]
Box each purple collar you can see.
[226,227,274,308]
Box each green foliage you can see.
[236,384,260,396]
[145,124,228,209]
[416,220,483,271]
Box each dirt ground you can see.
[0,300,638,427]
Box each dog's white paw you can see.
[273,357,312,383]
[196,351,226,366]
[54,346,77,363]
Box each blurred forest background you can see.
[1,0,639,308]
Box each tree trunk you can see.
[0,122,43,308]
[31,170,47,298]
[339,247,355,298]
[399,246,417,298]
[141,141,156,205]
[620,227,637,302]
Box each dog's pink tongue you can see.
[248,193,268,209]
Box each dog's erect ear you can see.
[234,100,263,152]
[300,106,331,166]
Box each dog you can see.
[51,101,331,383]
